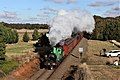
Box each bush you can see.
[0,22,19,61]
[7,29,14,44]
[0,23,19,44]
[12,30,19,43]
[0,31,6,60]
[23,32,30,42]
[32,29,39,41]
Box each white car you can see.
[105,50,120,57]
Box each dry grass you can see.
[0,29,47,78]
[17,29,48,41]
[6,42,33,57]
[86,40,120,80]
[5,29,47,59]
[87,40,119,65]
[16,29,48,33]
[6,29,48,57]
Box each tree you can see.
[0,24,19,44]
[98,34,103,40]
[3,23,49,29]
[6,29,19,44]
[23,32,29,42]
[91,15,120,41]
[83,31,91,39]
[0,28,6,60]
[8,29,14,44]
[32,29,39,41]
[12,30,19,43]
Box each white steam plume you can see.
[48,9,95,46]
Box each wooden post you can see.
[79,47,83,58]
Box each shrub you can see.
[0,23,19,44]
[12,30,19,43]
[23,32,29,42]
[0,28,6,60]
[32,29,39,41]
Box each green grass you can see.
[0,60,19,74]
[0,33,36,76]
[0,34,34,75]
[6,42,33,56]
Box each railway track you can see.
[29,69,54,80]
[36,70,54,80]
[48,38,88,80]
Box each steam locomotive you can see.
[34,32,83,70]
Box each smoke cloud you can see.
[48,9,95,46]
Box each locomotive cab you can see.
[44,44,64,70]
[52,44,64,62]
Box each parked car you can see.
[105,50,120,57]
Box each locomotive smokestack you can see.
[48,9,95,46]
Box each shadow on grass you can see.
[94,54,106,57]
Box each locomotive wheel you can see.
[46,65,53,70]
[50,66,54,70]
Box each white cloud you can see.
[45,0,64,3]
[88,0,119,7]
[103,6,120,17]
[44,0,76,4]
[0,11,22,23]
[0,11,17,19]
[67,0,77,4]
[104,11,119,17]
[112,6,120,11]
[37,8,58,20]
[0,8,55,23]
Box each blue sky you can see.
[0,0,119,23]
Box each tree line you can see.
[2,22,49,29]
[84,16,120,42]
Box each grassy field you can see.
[0,29,49,77]
[6,29,48,56]
[0,60,19,74]
[0,29,47,76]
[87,40,119,65]
[6,42,33,56]
[0,34,34,76]
[86,40,120,80]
